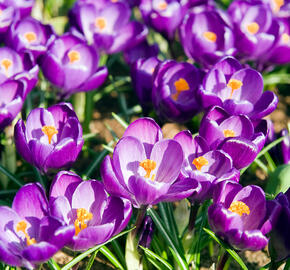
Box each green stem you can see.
[132,205,147,238]
[73,92,86,123]
[188,202,200,232]
[217,249,230,270]
[33,167,46,189]
[83,91,95,134]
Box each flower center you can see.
[246,22,259,35]
[41,125,58,144]
[227,78,243,98]
[192,156,208,171]
[24,32,37,43]
[281,33,290,44]
[139,159,156,180]
[171,78,190,101]
[223,129,235,138]
[16,220,37,246]
[1,59,12,77]
[74,208,93,236]
[203,31,217,43]
[158,1,168,10]
[111,0,118,2]
[95,17,106,31]
[68,50,80,63]
[228,201,250,216]
[272,0,284,12]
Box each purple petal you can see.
[49,196,72,224]
[22,242,58,262]
[78,66,108,91]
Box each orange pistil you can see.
[192,156,208,171]
[74,208,93,236]
[158,1,168,10]
[16,221,37,246]
[272,0,284,12]
[1,59,12,77]
[228,201,250,216]
[139,159,156,180]
[223,129,236,138]
[111,0,118,2]
[281,33,290,44]
[68,50,80,63]
[41,125,58,144]
[171,78,190,101]
[246,22,259,35]
[203,31,217,43]
[95,17,106,31]
[24,32,37,43]
[227,78,243,98]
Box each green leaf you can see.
[47,259,61,270]
[203,228,248,270]
[111,239,126,268]
[139,246,173,270]
[61,227,134,270]
[125,230,142,270]
[112,112,129,129]
[100,246,125,270]
[263,74,290,85]
[0,164,23,187]
[266,164,290,195]
[85,250,99,270]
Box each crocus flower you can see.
[4,0,35,18]
[0,183,75,269]
[281,128,290,164]
[174,130,239,203]
[199,106,268,169]
[208,180,279,250]
[101,118,200,208]
[179,8,236,67]
[70,1,147,54]
[152,60,203,123]
[14,103,84,172]
[139,0,188,40]
[5,17,56,61]
[0,47,39,97]
[0,80,25,131]
[269,188,290,262]
[49,171,132,251]
[0,3,15,37]
[198,56,278,119]
[40,33,108,98]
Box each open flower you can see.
[208,180,279,250]
[14,103,83,172]
[101,118,200,208]
[49,171,132,251]
[0,183,74,269]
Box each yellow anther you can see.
[172,78,190,101]
[228,201,250,216]
[95,17,106,30]
[281,33,290,44]
[158,1,168,10]
[24,32,37,43]
[139,159,156,180]
[223,129,236,138]
[68,50,80,63]
[0,9,2,15]
[41,125,58,144]
[1,59,12,77]
[111,0,118,2]
[203,31,217,43]
[16,220,37,246]
[246,22,259,35]
[227,78,243,98]
[272,0,284,12]
[192,156,208,171]
[74,208,93,236]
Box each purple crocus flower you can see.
[179,8,236,67]
[131,56,161,114]
[4,0,35,18]
[152,60,203,123]
[49,171,132,251]
[0,183,75,269]
[139,0,188,40]
[0,3,15,37]
[101,118,200,208]
[208,180,279,251]
[40,33,108,98]
[174,130,239,203]
[269,188,290,262]
[70,1,147,54]
[198,56,278,119]
[199,106,268,169]
[0,80,25,131]
[14,103,84,172]
[5,17,56,61]
[0,47,39,97]
[281,128,290,164]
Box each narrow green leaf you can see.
[100,246,125,270]
[0,189,17,195]
[0,164,23,187]
[47,259,60,270]
[61,227,134,270]
[264,152,276,172]
[111,239,126,269]
[33,167,46,189]
[203,228,248,270]
[168,247,189,270]
[263,74,290,85]
[146,256,165,270]
[139,246,173,270]
[85,249,98,270]
[254,159,269,174]
[102,144,114,153]
[112,112,129,129]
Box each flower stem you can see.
[132,205,147,238]
[217,249,230,270]
[188,201,200,232]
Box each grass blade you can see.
[0,164,23,187]
[85,250,99,270]
[100,246,125,270]
[47,259,60,270]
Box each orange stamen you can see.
[227,78,243,98]
[139,159,156,180]
[223,129,235,138]
[95,17,106,30]
[273,0,284,12]
[158,1,168,10]
[16,221,37,246]
[281,33,290,44]
[1,59,12,77]
[41,125,58,144]
[172,78,190,101]
[24,32,37,43]
[246,22,259,35]
[68,50,80,63]
[228,201,250,216]
[192,156,208,171]
[74,208,93,236]
[203,31,217,43]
